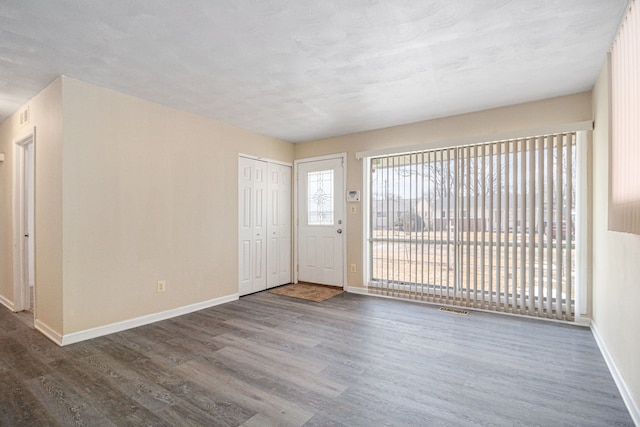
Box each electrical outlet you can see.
[350,205,357,213]
[350,264,357,273]
[157,280,166,293]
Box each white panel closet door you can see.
[267,163,292,288]
[238,157,268,296]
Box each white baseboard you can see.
[345,285,369,295]
[60,293,239,346]
[35,319,64,346]
[348,285,591,327]
[592,322,640,426]
[345,285,412,302]
[0,294,16,312]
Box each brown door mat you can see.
[269,282,344,302]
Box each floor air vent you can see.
[439,307,469,316]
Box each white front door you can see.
[297,157,345,287]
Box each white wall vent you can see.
[19,106,30,127]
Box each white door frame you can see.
[12,130,35,313]
[293,153,347,287]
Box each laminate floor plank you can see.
[73,352,177,413]
[212,345,347,400]
[165,312,238,338]
[175,360,316,426]
[210,333,329,374]
[0,336,53,380]
[158,377,257,426]
[0,291,633,426]
[24,374,116,427]
[222,317,322,348]
[155,399,252,427]
[47,357,173,426]
[0,370,59,426]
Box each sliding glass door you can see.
[368,133,577,321]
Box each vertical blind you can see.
[610,0,640,234]
[368,133,576,321]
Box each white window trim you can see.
[361,130,589,323]
[355,121,593,160]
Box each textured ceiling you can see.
[0,1,629,142]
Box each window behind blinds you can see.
[368,133,576,321]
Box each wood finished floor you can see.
[0,292,633,426]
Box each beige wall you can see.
[0,96,18,306]
[295,92,593,289]
[1,77,293,337]
[0,78,64,333]
[591,60,640,416]
[61,77,293,334]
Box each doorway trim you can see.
[293,153,347,287]
[12,129,35,313]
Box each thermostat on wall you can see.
[347,190,360,202]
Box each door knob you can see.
[337,229,342,234]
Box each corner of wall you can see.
[591,321,640,426]
[591,55,640,424]
[32,77,65,336]
[0,107,18,308]
[0,77,65,320]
